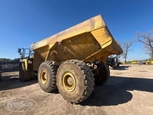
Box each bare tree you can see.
[137,30,153,59]
[121,41,133,62]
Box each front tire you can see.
[19,62,32,82]
[56,59,94,103]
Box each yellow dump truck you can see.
[18,15,123,103]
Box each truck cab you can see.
[18,48,35,81]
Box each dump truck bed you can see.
[31,15,122,62]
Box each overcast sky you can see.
[0,0,153,60]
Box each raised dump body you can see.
[31,15,122,64]
[19,15,123,104]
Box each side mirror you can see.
[18,48,21,54]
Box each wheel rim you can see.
[40,70,48,84]
[62,72,76,92]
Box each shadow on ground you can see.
[81,76,153,106]
[112,65,131,70]
[0,75,37,90]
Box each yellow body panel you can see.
[31,15,106,51]
[31,15,123,70]
[23,59,28,70]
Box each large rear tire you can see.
[38,61,57,93]
[56,59,94,103]
[94,62,110,85]
[19,62,33,82]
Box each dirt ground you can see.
[0,64,153,115]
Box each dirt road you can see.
[0,65,153,115]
